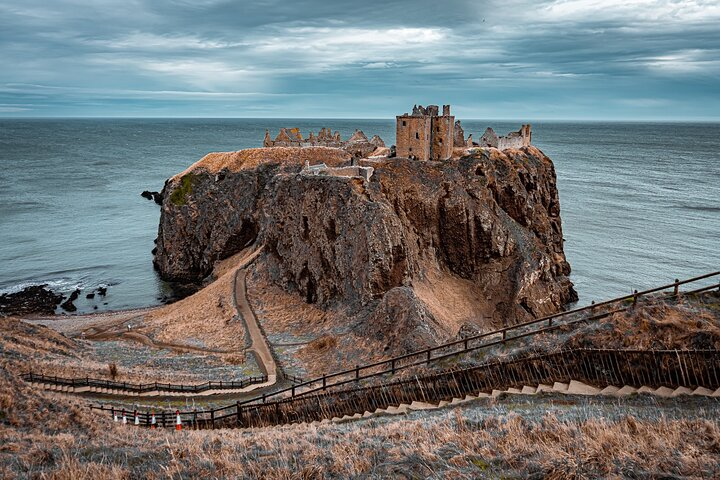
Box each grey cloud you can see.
[0,0,718,118]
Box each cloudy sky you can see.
[1,0,718,119]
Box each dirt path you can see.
[234,247,277,382]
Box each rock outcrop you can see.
[0,285,64,316]
[154,145,576,353]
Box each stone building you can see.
[478,124,532,149]
[395,104,456,161]
[263,127,381,158]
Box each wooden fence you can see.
[21,372,267,394]
[91,348,720,429]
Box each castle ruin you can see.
[478,124,532,150]
[264,127,384,159]
[395,104,532,160]
[395,104,456,161]
[260,105,533,164]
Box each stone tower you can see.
[396,104,455,161]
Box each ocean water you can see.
[0,119,718,313]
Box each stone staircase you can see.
[311,381,720,426]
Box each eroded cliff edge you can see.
[154,146,577,353]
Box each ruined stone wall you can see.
[396,115,431,160]
[497,135,526,150]
[430,114,454,161]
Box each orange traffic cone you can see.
[175,410,182,431]
[122,409,127,425]
[150,411,157,429]
[112,407,118,422]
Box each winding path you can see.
[232,246,278,385]
[26,245,279,397]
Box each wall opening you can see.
[402,120,406,126]
[415,132,419,139]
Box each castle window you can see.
[402,120,406,126]
[409,147,413,152]
[439,138,443,144]
[415,132,419,139]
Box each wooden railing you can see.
[91,348,720,429]
[27,270,718,401]
[88,270,720,427]
[21,372,267,394]
[226,270,720,406]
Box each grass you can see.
[169,174,196,206]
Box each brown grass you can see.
[143,249,247,351]
[170,147,351,182]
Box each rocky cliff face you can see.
[155,146,576,353]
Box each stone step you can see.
[505,387,522,394]
[408,401,436,410]
[616,386,638,396]
[654,386,675,398]
[671,387,694,397]
[521,386,537,395]
[567,380,600,395]
[600,386,620,395]
[536,384,554,393]
[637,386,656,394]
[692,387,714,396]
[552,382,568,392]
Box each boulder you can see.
[0,285,64,316]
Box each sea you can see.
[0,119,718,313]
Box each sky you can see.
[0,0,719,119]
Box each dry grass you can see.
[2,293,720,478]
[1,373,718,480]
[555,295,720,353]
[247,263,388,376]
[412,263,491,337]
[170,147,351,182]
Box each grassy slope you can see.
[1,296,720,478]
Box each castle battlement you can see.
[264,127,385,159]
[396,104,532,160]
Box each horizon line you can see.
[1,116,720,123]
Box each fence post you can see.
[673,279,680,296]
[322,375,327,390]
[548,317,553,327]
[236,402,242,426]
[427,350,431,364]
[632,290,638,306]
[391,359,396,374]
[502,330,506,341]
[464,338,468,350]
[355,365,360,381]
[210,410,215,429]
[291,385,295,397]
[161,411,166,428]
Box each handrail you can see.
[87,271,719,422]
[230,272,720,407]
[28,271,719,401]
[90,347,720,428]
[22,372,268,394]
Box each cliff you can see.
[154,146,576,353]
